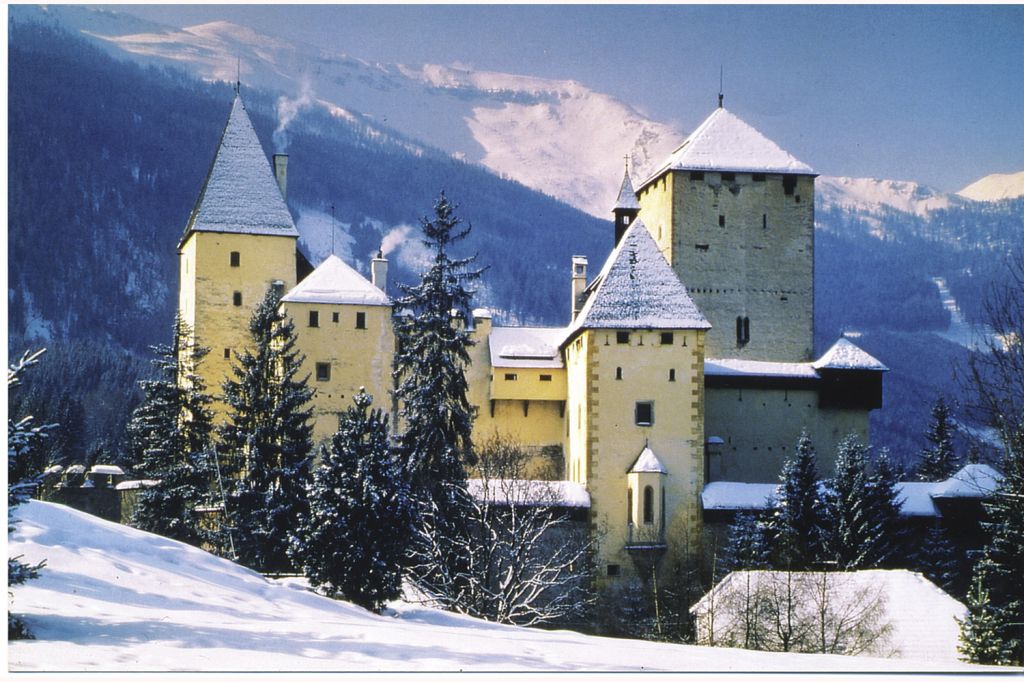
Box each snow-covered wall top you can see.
[489,326,565,369]
[281,254,389,306]
[467,479,591,508]
[184,96,298,239]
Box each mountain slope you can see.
[8,500,994,672]
[958,171,1024,202]
[10,4,682,218]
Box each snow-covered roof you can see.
[489,326,565,369]
[613,168,640,211]
[183,96,298,241]
[644,107,814,186]
[813,338,888,371]
[43,465,64,476]
[564,220,709,342]
[692,570,967,662]
[701,482,778,511]
[64,464,86,475]
[115,480,161,491]
[89,465,125,476]
[472,308,493,320]
[931,464,1003,499]
[467,479,591,508]
[281,254,390,306]
[628,446,668,474]
[705,358,819,380]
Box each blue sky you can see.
[107,4,1023,191]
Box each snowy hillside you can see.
[817,175,969,218]
[7,501,998,672]
[958,170,1024,202]
[14,5,681,217]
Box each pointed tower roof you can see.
[812,337,888,371]
[182,96,298,243]
[564,219,709,343]
[613,167,640,211]
[281,255,390,306]
[628,446,668,474]
[644,107,814,186]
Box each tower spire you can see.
[236,57,241,96]
[612,155,641,246]
[718,66,724,108]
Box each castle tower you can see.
[561,218,709,581]
[177,95,299,416]
[612,163,640,246]
[635,107,817,362]
[280,254,394,444]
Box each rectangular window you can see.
[332,312,340,323]
[309,310,319,328]
[719,215,726,227]
[315,362,331,382]
[229,251,240,267]
[540,374,553,382]
[233,291,242,307]
[669,369,676,382]
[695,243,709,252]
[607,564,620,577]
[752,173,766,182]
[783,174,797,196]
[504,373,518,381]
[660,332,674,345]
[721,172,736,182]
[616,331,630,344]
[762,214,767,229]
[356,311,367,329]
[223,348,230,360]
[635,401,654,426]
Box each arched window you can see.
[627,488,633,525]
[643,486,655,524]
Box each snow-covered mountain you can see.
[958,171,1024,202]
[816,175,969,218]
[14,5,681,218]
[8,500,995,672]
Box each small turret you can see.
[613,161,640,246]
[571,255,588,320]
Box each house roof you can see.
[628,446,668,474]
[813,338,889,371]
[564,220,709,343]
[931,464,1003,499]
[182,96,298,242]
[643,107,814,187]
[705,358,819,380]
[613,168,640,211]
[281,255,389,306]
[489,326,565,369]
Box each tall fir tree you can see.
[290,390,414,613]
[764,431,827,570]
[220,285,314,574]
[125,318,215,547]
[8,350,53,639]
[916,396,960,482]
[717,511,770,579]
[864,448,908,567]
[916,521,958,594]
[392,193,483,601]
[959,558,1015,665]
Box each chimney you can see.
[371,248,388,293]
[571,256,588,320]
[272,154,288,202]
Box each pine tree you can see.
[718,512,770,578]
[124,318,215,546]
[392,193,483,602]
[764,431,827,570]
[959,559,1014,665]
[916,397,959,481]
[8,350,53,639]
[220,285,314,574]
[916,522,958,594]
[290,390,414,613]
[864,448,907,568]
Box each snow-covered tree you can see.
[764,432,827,570]
[393,192,483,603]
[290,390,414,613]
[959,559,1015,665]
[8,349,53,639]
[718,512,770,578]
[220,285,314,574]
[824,437,905,570]
[916,522,958,594]
[916,397,959,481]
[125,318,216,546]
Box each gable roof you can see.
[813,338,888,371]
[628,446,668,474]
[489,326,565,369]
[281,254,389,306]
[564,220,709,343]
[182,96,298,243]
[644,107,814,186]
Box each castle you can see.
[177,95,887,583]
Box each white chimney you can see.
[371,249,388,293]
[272,154,288,202]
[571,255,588,320]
